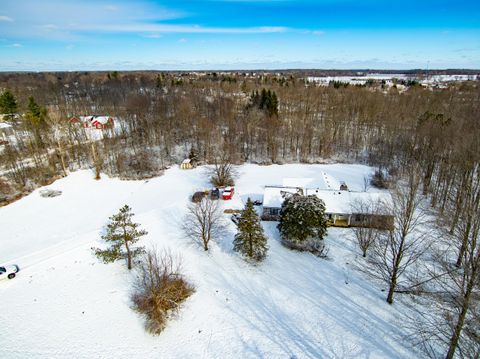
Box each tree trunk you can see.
[386,274,397,304]
[124,239,132,270]
[455,219,471,267]
[445,274,475,359]
[249,234,253,258]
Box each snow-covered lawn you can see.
[0,164,421,358]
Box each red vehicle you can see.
[222,187,234,200]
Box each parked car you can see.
[222,187,235,200]
[210,188,220,200]
[192,191,207,203]
[0,264,20,280]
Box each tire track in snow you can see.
[3,229,99,270]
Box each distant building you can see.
[69,115,114,129]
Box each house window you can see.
[270,208,280,216]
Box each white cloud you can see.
[69,23,287,34]
[143,33,163,38]
[178,38,187,43]
[103,5,118,12]
[0,15,14,22]
[0,0,185,39]
[0,0,288,40]
[42,24,58,30]
[11,43,22,47]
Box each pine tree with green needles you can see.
[233,198,268,261]
[25,96,47,127]
[94,205,147,270]
[188,146,198,164]
[0,90,17,115]
[278,194,328,256]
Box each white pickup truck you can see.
[0,265,20,280]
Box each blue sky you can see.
[0,0,479,71]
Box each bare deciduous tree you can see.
[350,198,384,257]
[183,197,223,251]
[210,153,235,187]
[444,165,480,359]
[369,171,430,304]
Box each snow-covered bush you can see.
[131,249,194,335]
[370,169,391,189]
[278,194,328,256]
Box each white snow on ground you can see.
[306,73,479,85]
[0,164,421,358]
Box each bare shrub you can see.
[131,249,194,335]
[350,198,385,257]
[210,154,236,187]
[116,149,164,180]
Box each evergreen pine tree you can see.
[94,205,147,270]
[233,198,268,261]
[24,96,48,147]
[188,146,198,164]
[0,90,17,115]
[25,96,47,127]
[278,194,328,255]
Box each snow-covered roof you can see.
[181,158,191,164]
[264,184,392,214]
[0,122,12,129]
[78,116,112,124]
[263,186,302,208]
[280,173,342,191]
[305,189,392,214]
[282,177,320,189]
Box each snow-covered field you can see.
[306,73,478,86]
[0,164,422,358]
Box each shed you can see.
[180,158,195,170]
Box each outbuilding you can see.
[180,158,195,170]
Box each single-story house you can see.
[261,184,393,230]
[261,186,303,221]
[69,115,114,129]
